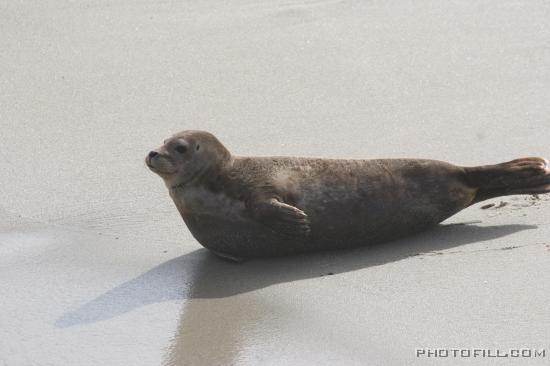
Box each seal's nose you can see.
[148,151,159,159]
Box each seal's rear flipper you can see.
[465,157,550,204]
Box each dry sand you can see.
[1,0,550,365]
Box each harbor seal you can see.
[146,130,550,260]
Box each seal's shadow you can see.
[56,222,535,328]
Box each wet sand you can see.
[1,0,550,365]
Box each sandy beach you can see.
[1,0,550,364]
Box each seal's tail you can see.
[464,157,550,204]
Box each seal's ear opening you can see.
[196,144,200,151]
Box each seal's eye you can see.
[175,145,188,154]
[196,144,200,151]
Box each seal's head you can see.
[146,130,231,189]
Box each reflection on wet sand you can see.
[56,223,536,365]
[163,286,281,365]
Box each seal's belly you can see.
[174,187,299,257]
[183,213,299,257]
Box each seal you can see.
[146,130,550,260]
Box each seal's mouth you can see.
[145,155,177,175]
[145,157,155,170]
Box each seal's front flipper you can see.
[249,198,311,237]
[210,250,245,263]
